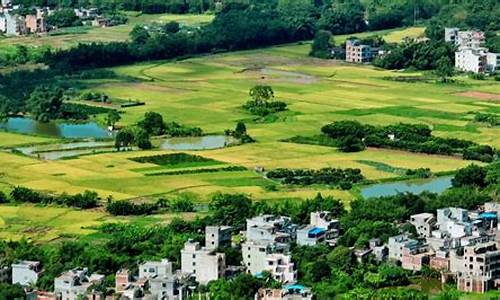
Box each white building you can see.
[181,240,225,285]
[246,215,296,245]
[486,52,500,72]
[54,268,104,300]
[139,259,173,279]
[149,272,188,300]
[11,260,42,286]
[455,48,488,73]
[242,241,296,283]
[205,225,232,250]
[410,213,436,238]
[388,235,419,261]
[445,27,459,44]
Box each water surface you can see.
[160,135,236,150]
[0,117,112,139]
[360,176,453,198]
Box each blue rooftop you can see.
[308,227,325,235]
[480,212,497,220]
[285,284,305,293]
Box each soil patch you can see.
[456,91,500,101]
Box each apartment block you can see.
[242,241,296,283]
[451,242,500,293]
[345,39,373,63]
[12,260,42,286]
[181,240,225,285]
[455,48,488,73]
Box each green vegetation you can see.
[130,152,220,166]
[266,167,363,189]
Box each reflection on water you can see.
[160,135,236,150]
[360,176,453,198]
[0,117,112,139]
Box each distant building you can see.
[450,242,500,293]
[410,213,436,238]
[149,272,189,300]
[5,12,26,35]
[54,268,105,300]
[256,284,313,300]
[12,260,42,286]
[486,52,500,72]
[181,240,225,285]
[346,39,373,63]
[245,215,296,245]
[297,212,339,246]
[455,48,488,73]
[444,27,459,44]
[139,259,173,279]
[205,225,232,250]
[242,241,296,283]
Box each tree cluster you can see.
[10,186,99,209]
[243,85,287,117]
[266,167,363,189]
[320,120,497,162]
[224,121,255,144]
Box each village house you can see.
[345,39,373,63]
[256,284,313,300]
[205,225,232,250]
[12,260,42,286]
[53,268,105,300]
[181,239,226,285]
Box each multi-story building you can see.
[445,27,459,44]
[486,52,500,72]
[4,12,26,35]
[450,242,500,293]
[296,226,328,246]
[297,211,340,246]
[455,48,488,74]
[346,39,373,63]
[245,215,296,245]
[242,241,296,283]
[54,268,105,300]
[149,272,189,300]
[388,235,419,261]
[0,14,6,32]
[12,260,42,286]
[410,213,436,238]
[205,225,232,250]
[139,259,173,279]
[25,11,46,34]
[181,240,225,285]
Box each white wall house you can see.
[12,260,42,286]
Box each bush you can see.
[0,191,7,203]
[106,200,158,215]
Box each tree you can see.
[435,56,454,82]
[106,110,121,129]
[452,164,487,188]
[235,121,247,136]
[133,127,152,150]
[130,25,150,44]
[115,129,134,151]
[164,21,180,34]
[338,135,366,152]
[310,30,333,59]
[321,120,366,139]
[249,85,274,105]
[0,191,7,204]
[138,112,165,135]
[208,193,253,229]
[46,8,80,28]
[26,86,64,122]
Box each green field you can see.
[0,204,199,241]
[0,27,498,232]
[0,13,214,57]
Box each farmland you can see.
[0,26,499,240]
[0,13,214,58]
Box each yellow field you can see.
[0,132,56,147]
[0,204,199,241]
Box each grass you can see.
[0,26,497,236]
[0,13,214,58]
[0,131,57,147]
[0,203,200,242]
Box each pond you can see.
[360,176,453,198]
[160,135,236,151]
[0,117,112,139]
[16,141,114,160]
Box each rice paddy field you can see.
[0,12,214,57]
[0,25,499,241]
